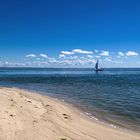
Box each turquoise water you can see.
[0,68,140,131]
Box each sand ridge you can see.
[0,87,139,140]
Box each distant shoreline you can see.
[0,67,140,69]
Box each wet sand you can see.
[0,87,139,140]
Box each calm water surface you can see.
[0,68,140,131]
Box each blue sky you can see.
[0,0,140,67]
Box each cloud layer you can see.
[0,49,139,67]
[126,51,138,56]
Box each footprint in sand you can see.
[45,104,51,109]
[10,99,13,102]
[25,99,32,103]
[10,114,15,117]
[10,104,14,107]
[45,104,52,111]
[62,114,71,120]
[33,120,38,123]
[34,105,38,108]
[9,98,16,106]
[27,100,32,103]
[4,110,15,117]
[5,111,8,113]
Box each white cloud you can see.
[72,49,93,54]
[61,51,74,55]
[40,54,48,58]
[48,57,57,63]
[59,54,79,60]
[73,59,87,65]
[60,49,93,58]
[87,55,94,58]
[118,52,124,56]
[24,61,49,67]
[67,56,79,59]
[59,54,66,58]
[4,49,139,68]
[86,59,96,64]
[71,56,78,59]
[95,56,100,58]
[100,51,109,56]
[94,50,99,53]
[126,51,138,56]
[113,61,123,64]
[48,57,56,60]
[58,54,96,66]
[5,61,9,65]
[60,60,73,65]
[105,58,111,62]
[26,54,36,58]
[117,52,124,58]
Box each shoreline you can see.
[0,87,139,140]
[57,96,140,133]
[24,87,140,132]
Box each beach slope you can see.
[0,87,139,140]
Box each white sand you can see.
[0,87,139,140]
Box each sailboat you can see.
[95,59,104,72]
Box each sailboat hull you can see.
[95,68,104,72]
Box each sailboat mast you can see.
[95,60,99,70]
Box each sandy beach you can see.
[0,87,139,140]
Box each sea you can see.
[0,68,140,131]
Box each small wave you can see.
[84,112,98,121]
[85,112,92,116]
[91,116,98,121]
[110,124,117,128]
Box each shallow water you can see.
[0,68,140,131]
